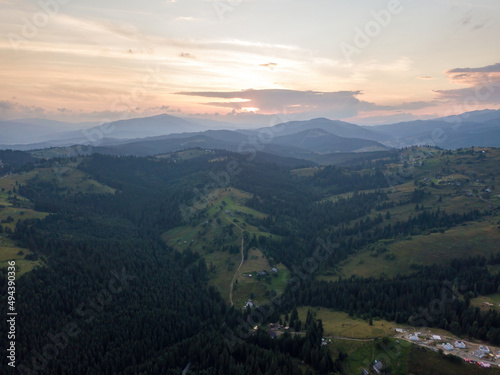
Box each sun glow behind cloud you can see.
[0,0,499,123]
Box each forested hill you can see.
[1,146,500,374]
[0,150,338,374]
[0,150,36,176]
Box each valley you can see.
[2,144,500,374]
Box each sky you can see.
[1,0,500,126]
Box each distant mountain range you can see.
[1,109,500,158]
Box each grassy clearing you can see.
[0,165,114,276]
[340,338,411,375]
[290,167,320,177]
[0,165,115,197]
[328,218,500,280]
[162,187,288,304]
[0,236,43,277]
[408,345,500,375]
[337,336,497,375]
[470,293,500,312]
[156,149,213,161]
[0,171,49,230]
[295,306,404,339]
[233,247,290,307]
[34,165,116,194]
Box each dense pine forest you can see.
[1,146,500,374]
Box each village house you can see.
[373,360,383,374]
[473,350,485,359]
[479,345,490,354]
[455,341,466,349]
[442,343,454,351]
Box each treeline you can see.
[247,194,481,271]
[280,255,500,344]
[307,165,388,194]
[0,149,36,175]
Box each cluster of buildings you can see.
[472,345,494,360]
[440,341,466,351]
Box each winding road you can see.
[229,236,244,307]
[226,215,245,307]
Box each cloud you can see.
[259,62,278,70]
[417,76,433,80]
[179,52,195,59]
[177,89,436,119]
[459,12,488,31]
[435,63,500,105]
[448,63,500,74]
[0,100,45,120]
[175,16,195,21]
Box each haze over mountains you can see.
[1,109,500,158]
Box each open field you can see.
[295,306,405,339]
[343,339,500,375]
[0,236,43,277]
[294,304,500,374]
[0,170,49,229]
[471,293,500,312]
[0,165,114,275]
[290,167,321,177]
[233,247,290,308]
[33,165,116,194]
[316,148,500,280]
[162,187,288,304]
[339,338,411,375]
[323,218,500,280]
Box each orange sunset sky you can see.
[1,0,500,126]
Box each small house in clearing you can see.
[479,345,490,353]
[373,361,383,374]
[455,341,466,349]
[442,343,454,351]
